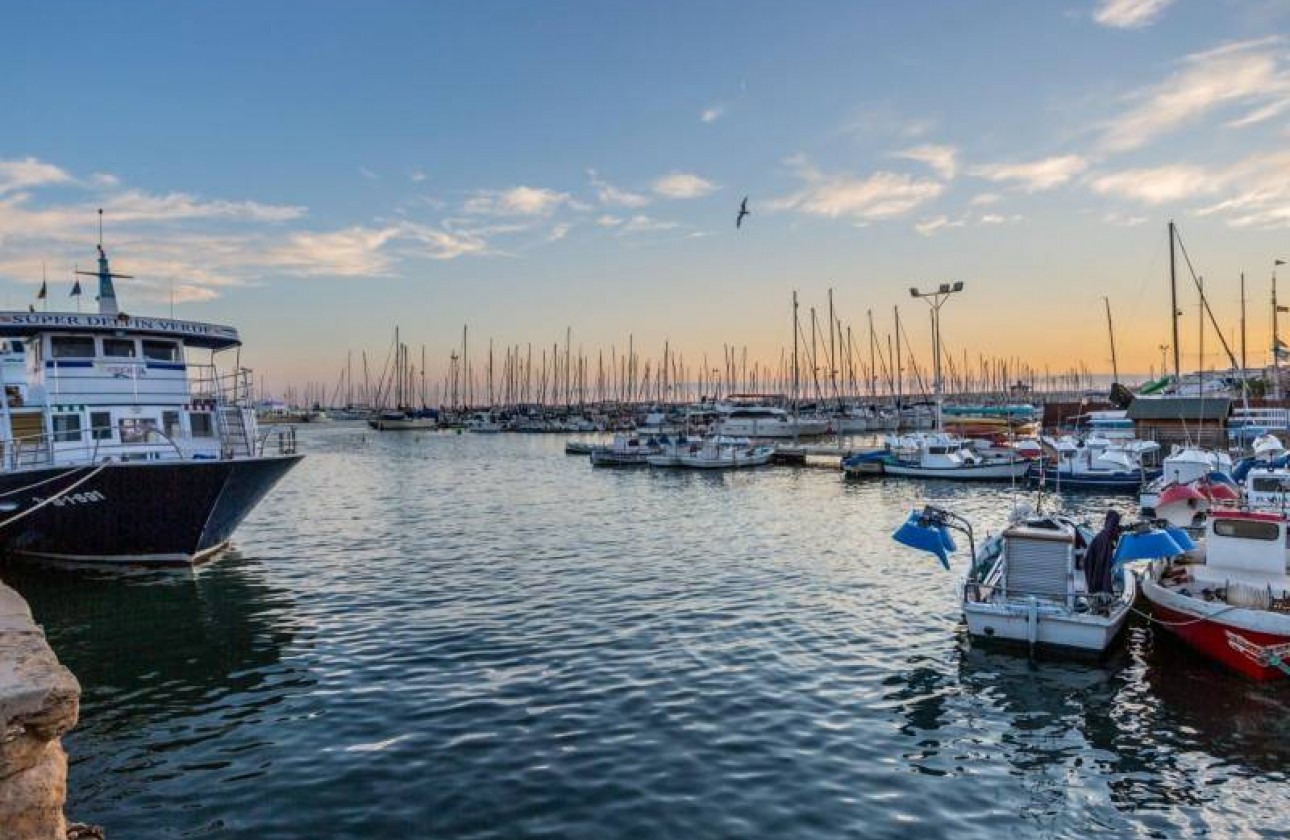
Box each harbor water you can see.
[5,426,1289,838]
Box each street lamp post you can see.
[909,281,965,430]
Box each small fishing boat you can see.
[564,440,598,455]
[368,409,436,431]
[672,437,775,469]
[1135,510,1290,680]
[1029,435,1160,491]
[893,505,1135,655]
[1140,445,1234,509]
[589,435,656,467]
[644,435,705,468]
[466,412,502,433]
[878,433,1030,481]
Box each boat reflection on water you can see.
[1137,625,1290,776]
[0,554,312,822]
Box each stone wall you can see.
[0,582,81,840]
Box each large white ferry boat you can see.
[0,243,301,564]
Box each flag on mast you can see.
[70,279,81,297]
[36,281,46,300]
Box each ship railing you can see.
[254,425,298,457]
[5,425,191,471]
[187,365,256,407]
[965,581,1123,614]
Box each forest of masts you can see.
[284,291,1106,410]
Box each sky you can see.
[2,0,1290,395]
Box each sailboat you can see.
[368,328,436,431]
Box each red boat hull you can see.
[1149,601,1290,681]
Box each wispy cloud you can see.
[0,156,502,303]
[548,222,571,242]
[1100,38,1290,152]
[620,215,679,234]
[265,226,402,276]
[969,154,1087,191]
[596,214,624,228]
[587,170,650,207]
[0,157,72,195]
[772,158,944,221]
[1091,151,1290,228]
[102,190,306,223]
[359,166,379,180]
[652,171,718,199]
[969,192,1003,207]
[914,211,1020,236]
[410,170,427,183]
[1090,163,1219,204]
[463,185,571,216]
[915,215,963,236]
[894,144,958,179]
[700,104,725,123]
[1092,0,1176,29]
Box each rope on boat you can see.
[0,463,108,531]
[1128,604,1240,627]
[0,465,99,499]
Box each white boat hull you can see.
[882,460,1030,481]
[715,420,829,438]
[964,574,1135,652]
[675,448,775,469]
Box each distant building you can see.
[1126,397,1231,449]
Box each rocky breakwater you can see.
[0,581,82,839]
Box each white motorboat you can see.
[466,412,502,433]
[1140,445,1235,509]
[893,506,1135,655]
[713,404,828,439]
[1030,434,1160,491]
[880,433,1030,481]
[672,437,775,469]
[589,434,656,467]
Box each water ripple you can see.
[4,426,1289,839]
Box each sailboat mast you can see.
[1169,220,1181,380]
[1103,297,1119,383]
[1241,272,1247,375]
[792,291,799,412]
[894,306,903,405]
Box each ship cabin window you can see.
[119,418,159,444]
[189,412,214,438]
[1212,518,1280,541]
[1251,476,1290,494]
[90,411,112,441]
[50,336,96,358]
[163,410,181,438]
[102,338,137,358]
[142,340,181,362]
[52,413,82,443]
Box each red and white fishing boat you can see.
[1139,509,1290,681]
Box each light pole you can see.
[909,281,965,430]
[1275,259,1286,400]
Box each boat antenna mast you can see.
[1103,297,1119,384]
[1168,220,1181,384]
[75,209,132,316]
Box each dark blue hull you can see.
[0,456,301,565]
[1027,464,1160,492]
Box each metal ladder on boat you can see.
[215,406,251,459]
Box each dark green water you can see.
[5,426,1289,838]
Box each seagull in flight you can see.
[736,196,750,229]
